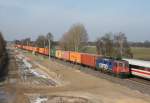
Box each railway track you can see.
[127,77,150,87]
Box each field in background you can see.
[85,46,97,54]
[131,47,150,60]
[85,46,150,61]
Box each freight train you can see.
[15,44,150,79]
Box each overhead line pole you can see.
[48,38,51,60]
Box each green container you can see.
[50,48,56,57]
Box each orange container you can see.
[44,48,49,55]
[28,46,33,51]
[55,50,63,59]
[16,45,22,48]
[31,46,34,51]
[22,46,25,49]
[28,46,31,51]
[33,47,39,52]
[69,51,81,63]
[26,46,29,50]
[81,53,98,68]
[23,46,27,50]
[25,46,28,50]
[38,48,45,54]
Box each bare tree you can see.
[96,32,132,58]
[46,32,54,48]
[46,32,54,59]
[35,35,47,47]
[96,33,114,56]
[114,32,132,58]
[96,37,105,55]
[60,23,88,51]
[59,32,70,50]
[14,40,21,45]
[20,38,31,46]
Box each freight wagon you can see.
[61,51,70,61]
[55,50,63,59]
[28,46,33,51]
[50,48,56,57]
[15,44,22,48]
[25,46,30,51]
[38,48,45,54]
[22,46,27,50]
[81,53,98,68]
[69,51,81,63]
[32,47,39,53]
[44,48,49,56]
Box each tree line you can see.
[0,32,8,80]
[15,23,133,58]
[96,32,132,58]
[15,32,54,48]
[129,40,150,48]
[59,23,88,51]
[59,23,132,58]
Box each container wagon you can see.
[50,48,56,57]
[44,48,49,56]
[33,47,39,53]
[61,51,70,61]
[81,53,99,68]
[69,51,81,64]
[38,48,45,54]
[55,50,63,59]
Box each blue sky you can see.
[0,0,150,41]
